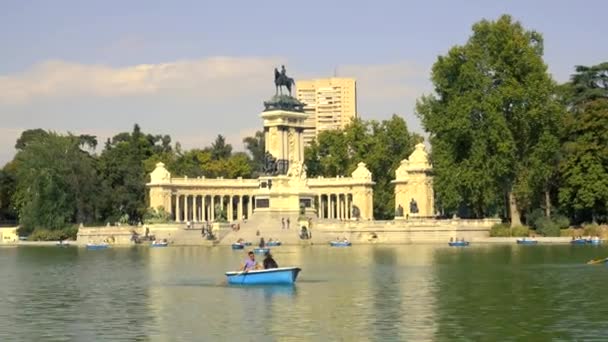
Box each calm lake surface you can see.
[1,244,608,341]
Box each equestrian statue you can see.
[274,65,295,96]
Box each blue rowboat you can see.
[448,241,470,247]
[151,242,168,247]
[254,247,270,254]
[225,267,301,285]
[587,239,602,245]
[329,241,351,247]
[243,242,252,246]
[86,243,109,250]
[267,241,282,246]
[571,239,587,245]
[231,243,245,250]
[516,239,538,245]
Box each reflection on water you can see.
[1,244,608,340]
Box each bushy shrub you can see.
[553,214,570,229]
[526,208,545,229]
[583,223,601,237]
[29,226,78,241]
[511,225,530,237]
[536,217,560,237]
[143,206,172,224]
[490,223,511,237]
[560,228,576,237]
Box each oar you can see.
[587,257,608,265]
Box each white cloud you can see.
[0,58,430,164]
[0,57,283,104]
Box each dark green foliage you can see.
[28,226,78,241]
[2,125,260,230]
[535,217,560,237]
[12,132,101,233]
[243,131,265,175]
[558,62,608,224]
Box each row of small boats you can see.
[449,238,604,247]
[85,241,169,249]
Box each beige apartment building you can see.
[296,77,357,145]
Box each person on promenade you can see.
[287,218,290,229]
[282,218,285,229]
[263,252,278,269]
[242,251,261,272]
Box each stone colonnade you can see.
[315,193,354,220]
[172,193,256,223]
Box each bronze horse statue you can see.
[275,66,295,96]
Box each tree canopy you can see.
[416,15,562,225]
[558,62,608,223]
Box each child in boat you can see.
[263,252,278,269]
[242,251,262,271]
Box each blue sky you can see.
[1,0,606,164]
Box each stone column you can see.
[329,195,334,219]
[175,194,181,222]
[228,196,234,222]
[317,195,322,218]
[339,194,344,220]
[248,196,253,218]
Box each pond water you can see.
[1,244,608,341]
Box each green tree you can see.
[98,124,163,224]
[12,132,100,232]
[209,135,232,160]
[0,163,17,222]
[243,130,265,174]
[305,116,419,219]
[559,62,608,223]
[416,15,560,224]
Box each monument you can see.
[147,66,376,224]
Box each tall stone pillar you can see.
[228,196,234,222]
[175,194,181,222]
[248,196,253,218]
[211,196,215,221]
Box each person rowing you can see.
[241,251,262,272]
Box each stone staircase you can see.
[218,212,309,245]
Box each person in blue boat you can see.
[242,251,262,272]
[259,237,266,248]
[263,252,278,269]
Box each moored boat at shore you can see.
[254,247,270,254]
[571,239,587,245]
[225,267,301,285]
[86,243,109,250]
[151,241,168,247]
[448,241,470,247]
[587,239,602,245]
[330,241,351,247]
[516,239,538,245]
[266,241,282,246]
